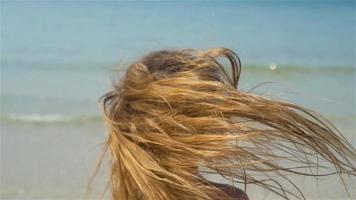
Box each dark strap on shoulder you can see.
[210,182,249,200]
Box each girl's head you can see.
[96,48,355,200]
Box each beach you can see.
[1,1,355,199]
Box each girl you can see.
[94,48,355,200]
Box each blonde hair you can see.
[92,48,355,200]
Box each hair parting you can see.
[88,47,356,200]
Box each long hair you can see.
[93,48,355,200]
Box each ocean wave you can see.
[1,113,354,125]
[1,113,102,124]
[1,60,355,74]
[244,64,355,74]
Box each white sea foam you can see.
[1,113,101,124]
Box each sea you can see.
[1,1,355,199]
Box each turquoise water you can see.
[1,1,355,122]
[1,1,355,199]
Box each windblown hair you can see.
[94,48,356,200]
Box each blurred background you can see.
[1,1,355,199]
